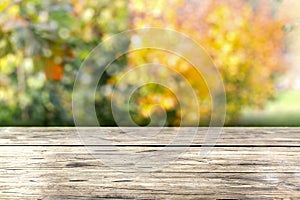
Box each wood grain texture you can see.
[1,127,300,199]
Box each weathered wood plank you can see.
[1,127,300,199]
[1,127,300,145]
[0,146,300,172]
[1,172,300,199]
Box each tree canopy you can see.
[0,0,288,126]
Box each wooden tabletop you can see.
[1,127,300,199]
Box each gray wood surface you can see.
[1,127,300,199]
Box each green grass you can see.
[238,90,300,126]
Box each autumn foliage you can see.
[0,0,288,125]
[0,0,128,124]
[128,0,287,124]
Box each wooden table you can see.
[1,127,300,199]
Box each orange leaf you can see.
[45,60,64,81]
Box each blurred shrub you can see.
[0,0,287,125]
[128,0,286,125]
[0,0,128,125]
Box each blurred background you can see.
[0,0,299,126]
